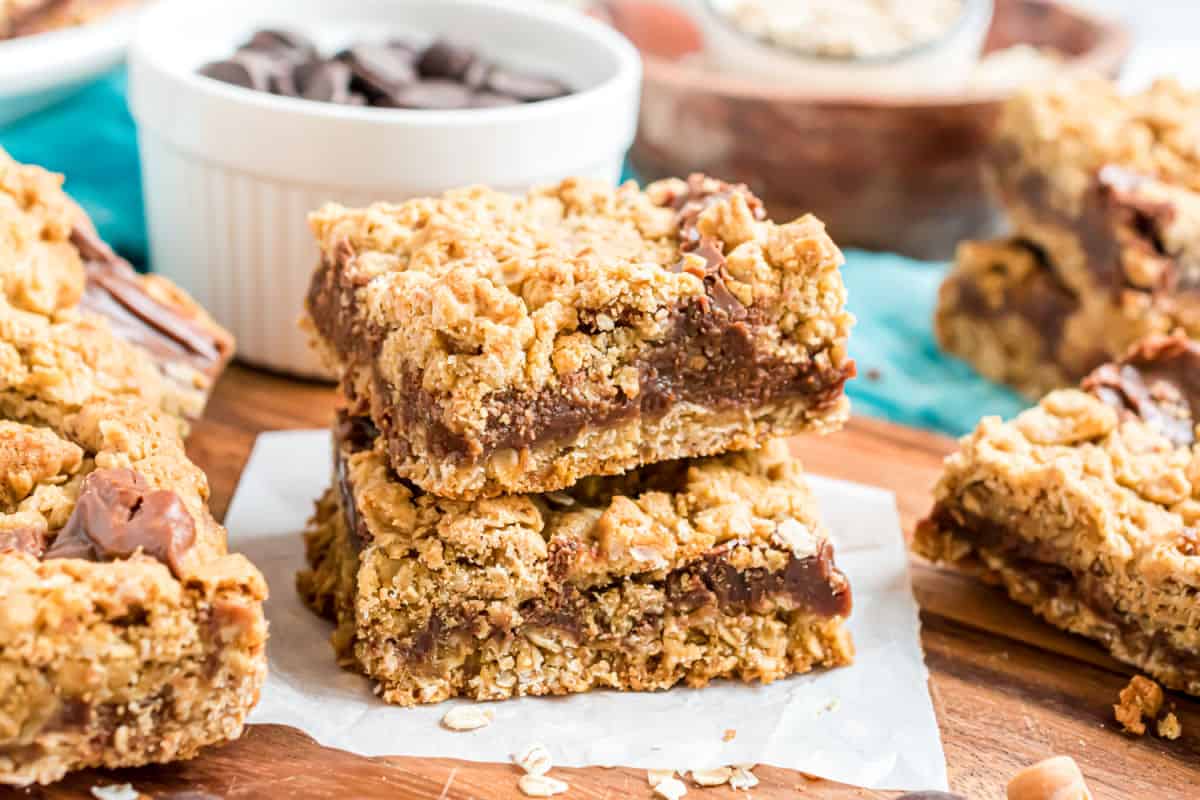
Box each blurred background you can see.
[1,0,1191,437]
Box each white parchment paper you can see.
[227,430,947,791]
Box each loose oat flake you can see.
[691,767,732,786]
[647,768,676,787]
[514,743,553,776]
[730,765,760,790]
[440,705,494,731]
[518,773,569,797]
[653,775,689,799]
[91,785,140,800]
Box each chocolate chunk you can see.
[484,68,567,102]
[201,31,571,110]
[417,39,477,80]
[198,56,272,92]
[301,61,355,104]
[470,92,521,109]
[72,227,231,376]
[1083,335,1200,447]
[243,29,318,61]
[0,526,47,558]
[462,59,493,90]
[44,468,196,579]
[382,80,474,110]
[344,44,417,97]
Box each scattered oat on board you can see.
[518,773,569,797]
[513,743,553,776]
[691,767,732,786]
[653,776,688,800]
[730,765,759,790]
[440,705,494,731]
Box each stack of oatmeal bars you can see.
[936,78,1200,398]
[297,175,858,705]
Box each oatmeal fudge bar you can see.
[989,78,1200,315]
[0,148,234,418]
[0,301,266,786]
[933,237,1186,398]
[305,175,855,499]
[298,416,853,705]
[915,334,1200,694]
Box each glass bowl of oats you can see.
[697,0,995,95]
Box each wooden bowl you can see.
[607,0,1131,260]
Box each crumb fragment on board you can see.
[1114,675,1164,736]
[1157,712,1182,740]
[440,705,494,731]
[722,728,736,741]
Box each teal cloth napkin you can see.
[0,69,1030,437]
[0,69,146,268]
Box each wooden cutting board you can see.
[10,366,1198,800]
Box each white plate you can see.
[0,6,141,126]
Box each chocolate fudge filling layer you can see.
[72,227,234,382]
[1083,334,1200,447]
[309,184,854,464]
[924,505,1200,684]
[333,416,852,666]
[950,239,1084,370]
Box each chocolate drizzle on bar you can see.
[1083,334,1200,447]
[72,227,233,383]
[43,468,196,578]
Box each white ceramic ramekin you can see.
[128,0,641,378]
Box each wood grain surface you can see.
[7,366,1197,800]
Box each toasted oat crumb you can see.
[440,705,494,731]
[1115,675,1164,736]
[1157,712,1183,740]
[723,728,737,742]
[91,785,140,800]
[518,774,569,797]
[653,776,688,799]
[513,743,552,776]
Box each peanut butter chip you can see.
[1006,756,1093,800]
